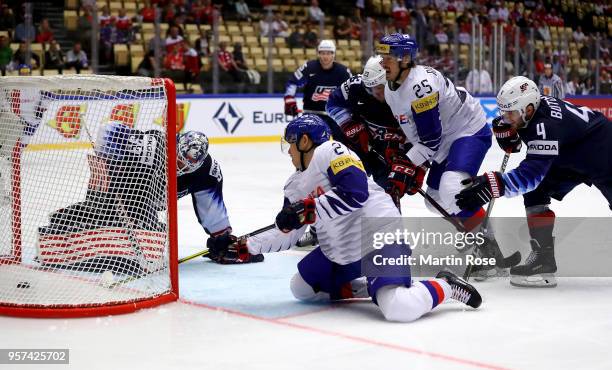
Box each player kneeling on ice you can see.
[455,76,612,287]
[214,114,482,322]
[177,131,263,264]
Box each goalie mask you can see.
[177,131,209,176]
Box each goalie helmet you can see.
[497,76,541,124]
[177,131,209,176]
[362,55,386,88]
[376,33,418,61]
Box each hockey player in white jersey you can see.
[211,114,482,322]
[376,33,515,277]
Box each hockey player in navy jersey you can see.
[284,39,351,139]
[211,114,483,322]
[326,55,409,187]
[176,131,263,264]
[456,76,612,287]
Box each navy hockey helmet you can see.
[177,131,209,175]
[283,114,331,147]
[376,33,419,61]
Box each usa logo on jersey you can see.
[312,86,336,102]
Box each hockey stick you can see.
[463,152,521,280]
[106,223,277,289]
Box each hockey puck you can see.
[17,281,31,289]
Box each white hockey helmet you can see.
[317,39,336,54]
[496,76,541,123]
[362,55,386,88]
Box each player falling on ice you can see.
[326,55,409,188]
[210,114,482,322]
[176,131,263,264]
[376,33,515,277]
[456,76,612,287]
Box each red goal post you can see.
[0,76,178,317]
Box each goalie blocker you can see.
[37,121,168,274]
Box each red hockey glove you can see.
[386,157,426,197]
[284,96,298,116]
[455,172,505,211]
[341,120,370,153]
[207,233,262,264]
[275,198,316,233]
[492,116,522,153]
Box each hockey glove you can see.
[386,158,426,197]
[284,96,298,116]
[275,198,316,233]
[341,120,370,154]
[207,233,261,264]
[455,172,505,211]
[492,116,522,153]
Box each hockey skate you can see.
[295,226,318,249]
[510,239,557,288]
[436,270,482,308]
[471,238,510,281]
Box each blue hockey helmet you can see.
[177,131,209,175]
[283,114,331,148]
[376,33,419,61]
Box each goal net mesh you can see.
[0,76,176,313]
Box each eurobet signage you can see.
[177,95,612,141]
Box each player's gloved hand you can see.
[341,120,370,153]
[492,116,522,153]
[386,157,426,197]
[275,198,316,233]
[207,232,260,264]
[455,172,505,211]
[284,96,298,116]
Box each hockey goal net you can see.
[0,76,178,317]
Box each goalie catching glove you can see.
[206,232,263,264]
[275,198,316,233]
[386,157,426,197]
[492,116,522,153]
[455,172,505,211]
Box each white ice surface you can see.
[1,143,611,370]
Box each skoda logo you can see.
[213,102,243,134]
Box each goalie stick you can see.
[106,224,277,288]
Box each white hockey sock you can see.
[376,279,451,322]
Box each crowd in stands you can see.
[0,0,609,94]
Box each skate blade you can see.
[510,273,557,288]
[473,267,509,282]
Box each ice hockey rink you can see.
[1,142,611,370]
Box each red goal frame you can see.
[0,78,179,318]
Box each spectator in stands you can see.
[303,21,319,49]
[534,50,545,78]
[581,76,594,95]
[573,26,586,43]
[308,0,325,24]
[287,24,304,48]
[333,16,351,40]
[192,0,215,25]
[165,26,184,52]
[497,1,509,22]
[14,18,36,43]
[76,6,93,53]
[509,2,522,24]
[437,48,455,76]
[183,40,202,93]
[44,39,65,74]
[217,41,241,83]
[35,18,54,44]
[465,66,493,94]
[565,75,582,95]
[163,43,187,87]
[99,5,113,28]
[233,42,248,71]
[600,71,612,95]
[434,25,449,44]
[447,0,465,12]
[392,0,410,33]
[0,35,12,76]
[162,3,176,23]
[99,17,118,64]
[12,42,39,69]
[235,0,252,22]
[260,11,289,38]
[355,0,364,21]
[0,5,16,35]
[66,42,88,74]
[458,22,471,44]
[195,29,211,57]
[116,9,133,44]
[349,16,361,40]
[139,0,156,23]
[136,50,156,77]
[535,21,551,42]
